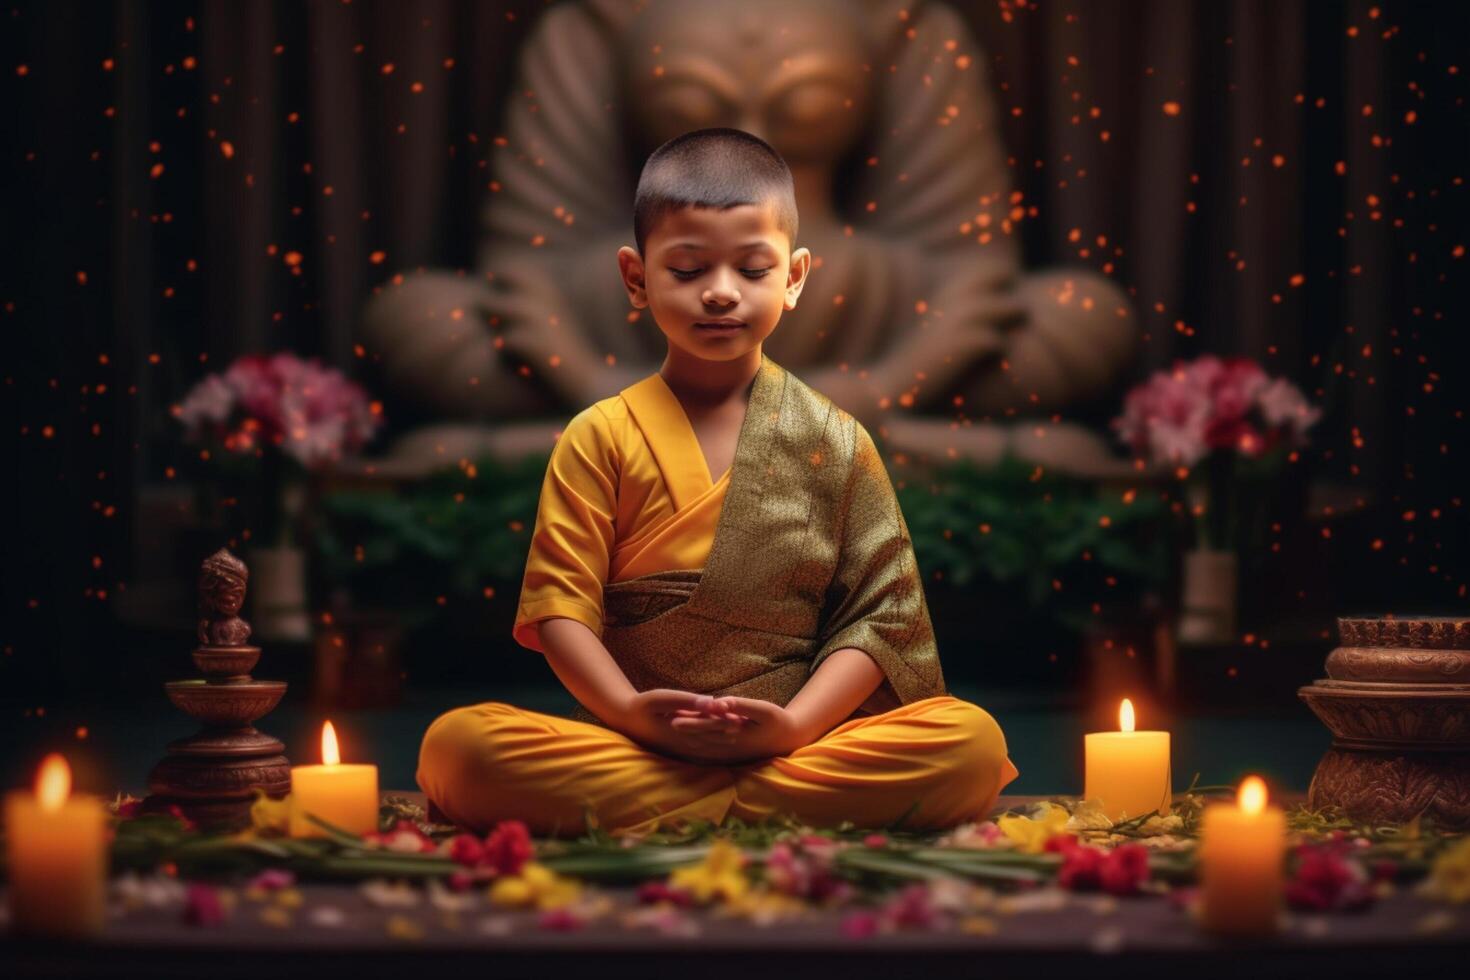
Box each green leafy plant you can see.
[894,456,1170,631]
[313,452,1169,637]
[312,454,548,626]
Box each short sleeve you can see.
[512,405,619,653]
[809,421,946,705]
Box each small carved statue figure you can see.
[197,548,252,648]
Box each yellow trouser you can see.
[416,695,1020,837]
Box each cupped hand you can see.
[666,696,806,765]
[669,695,747,732]
[619,690,743,762]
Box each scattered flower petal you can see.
[247,868,296,892]
[428,878,481,913]
[1089,925,1126,954]
[669,840,749,904]
[308,906,348,928]
[1421,836,1470,904]
[997,802,1071,854]
[258,905,292,928]
[385,914,425,941]
[182,883,228,927]
[360,879,422,909]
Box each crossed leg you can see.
[416,695,1019,837]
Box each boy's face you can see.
[617,203,811,365]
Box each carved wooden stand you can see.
[1299,617,1470,829]
[144,549,291,830]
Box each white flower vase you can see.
[247,545,312,643]
[1177,549,1238,646]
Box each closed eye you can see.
[670,268,772,280]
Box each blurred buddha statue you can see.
[361,0,1136,475]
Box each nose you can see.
[702,268,741,308]
[736,113,767,146]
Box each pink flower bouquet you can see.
[175,352,383,543]
[176,353,382,468]
[1113,355,1319,470]
[1113,355,1320,551]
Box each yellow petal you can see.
[249,790,292,835]
[386,914,425,941]
[535,880,583,911]
[669,840,750,903]
[521,863,555,887]
[997,803,1070,854]
[1425,837,1470,904]
[489,876,535,908]
[258,905,292,929]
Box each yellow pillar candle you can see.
[289,721,379,838]
[4,754,107,937]
[1199,775,1286,936]
[1084,698,1172,821]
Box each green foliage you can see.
[313,452,1170,636]
[313,454,549,622]
[894,456,1170,631]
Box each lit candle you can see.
[1084,698,1172,821]
[1199,775,1286,936]
[4,754,107,937]
[289,721,379,838]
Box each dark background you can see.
[2,1,1467,792]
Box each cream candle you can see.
[4,754,107,937]
[1083,698,1172,822]
[289,721,379,838]
[1200,775,1286,936]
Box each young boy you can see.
[417,127,1018,837]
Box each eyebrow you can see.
[667,241,778,253]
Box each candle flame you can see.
[36,753,71,812]
[321,721,341,766]
[1119,698,1136,733]
[1238,775,1268,814]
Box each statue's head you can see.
[624,0,872,168]
[198,548,248,617]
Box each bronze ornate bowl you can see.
[1337,617,1470,650]
[1300,616,1470,829]
[147,750,292,801]
[165,679,287,728]
[1300,681,1470,747]
[1326,649,1470,682]
[191,645,262,681]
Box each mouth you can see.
[693,319,747,331]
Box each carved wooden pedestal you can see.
[144,550,291,831]
[1299,617,1470,829]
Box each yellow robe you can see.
[419,354,1019,835]
[509,363,733,655]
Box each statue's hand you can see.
[490,262,617,405]
[802,366,886,431]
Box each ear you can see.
[783,246,813,311]
[617,246,649,309]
